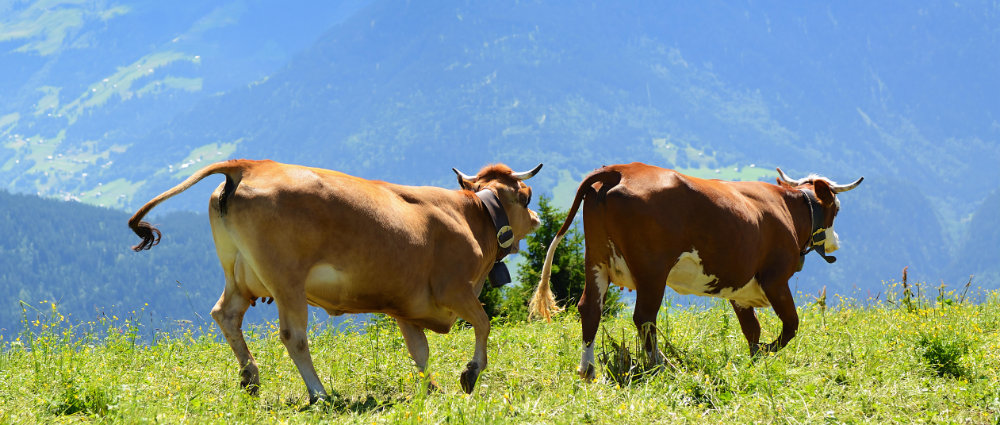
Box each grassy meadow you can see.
[1,283,999,424]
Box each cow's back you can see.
[209,161,480,325]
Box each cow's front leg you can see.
[440,284,490,394]
[760,278,799,354]
[631,276,667,366]
[211,276,259,394]
[274,293,329,404]
[397,319,440,392]
[729,300,762,356]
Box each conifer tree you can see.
[479,195,623,320]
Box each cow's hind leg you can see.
[211,271,259,394]
[760,279,799,354]
[440,285,490,394]
[274,292,329,404]
[729,300,762,356]
[397,319,440,391]
[577,254,606,381]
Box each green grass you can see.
[2,286,999,424]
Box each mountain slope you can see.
[1,0,371,205]
[114,1,996,290]
[3,1,997,295]
[0,190,224,335]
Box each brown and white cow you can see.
[129,159,542,402]
[530,163,861,380]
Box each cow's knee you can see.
[279,327,308,352]
[210,302,233,326]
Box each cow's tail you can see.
[529,167,620,322]
[128,160,247,251]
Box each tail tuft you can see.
[528,283,562,322]
[130,221,162,251]
[127,159,245,253]
[528,233,566,322]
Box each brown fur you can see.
[130,159,542,401]
[531,162,861,377]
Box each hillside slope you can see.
[118,1,997,290]
[3,1,997,295]
[1,0,370,205]
[0,190,227,335]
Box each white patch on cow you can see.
[305,263,345,289]
[664,249,771,308]
[607,243,637,290]
[664,249,719,296]
[592,261,610,299]
[718,278,770,308]
[579,341,595,376]
[824,226,840,253]
[588,263,610,313]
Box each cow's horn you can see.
[776,167,806,186]
[512,163,543,181]
[832,176,864,193]
[452,168,478,183]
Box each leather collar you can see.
[476,189,515,287]
[799,188,836,265]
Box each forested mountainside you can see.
[0,190,228,336]
[1,1,997,320]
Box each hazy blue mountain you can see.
[1,0,371,203]
[117,1,997,289]
[1,0,997,318]
[953,187,1000,287]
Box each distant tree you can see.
[478,195,623,321]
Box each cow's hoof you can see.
[308,394,330,406]
[460,362,480,394]
[240,364,260,395]
[424,379,442,394]
[751,342,780,359]
[762,341,781,354]
[578,363,596,381]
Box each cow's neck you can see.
[473,190,514,287]
[797,188,836,266]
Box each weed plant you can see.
[0,280,998,423]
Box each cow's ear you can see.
[453,168,478,191]
[813,179,836,204]
[456,175,474,191]
[776,178,794,189]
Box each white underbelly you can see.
[599,246,770,308]
[304,263,353,314]
[665,249,770,308]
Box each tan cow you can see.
[129,159,542,402]
[530,163,862,380]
